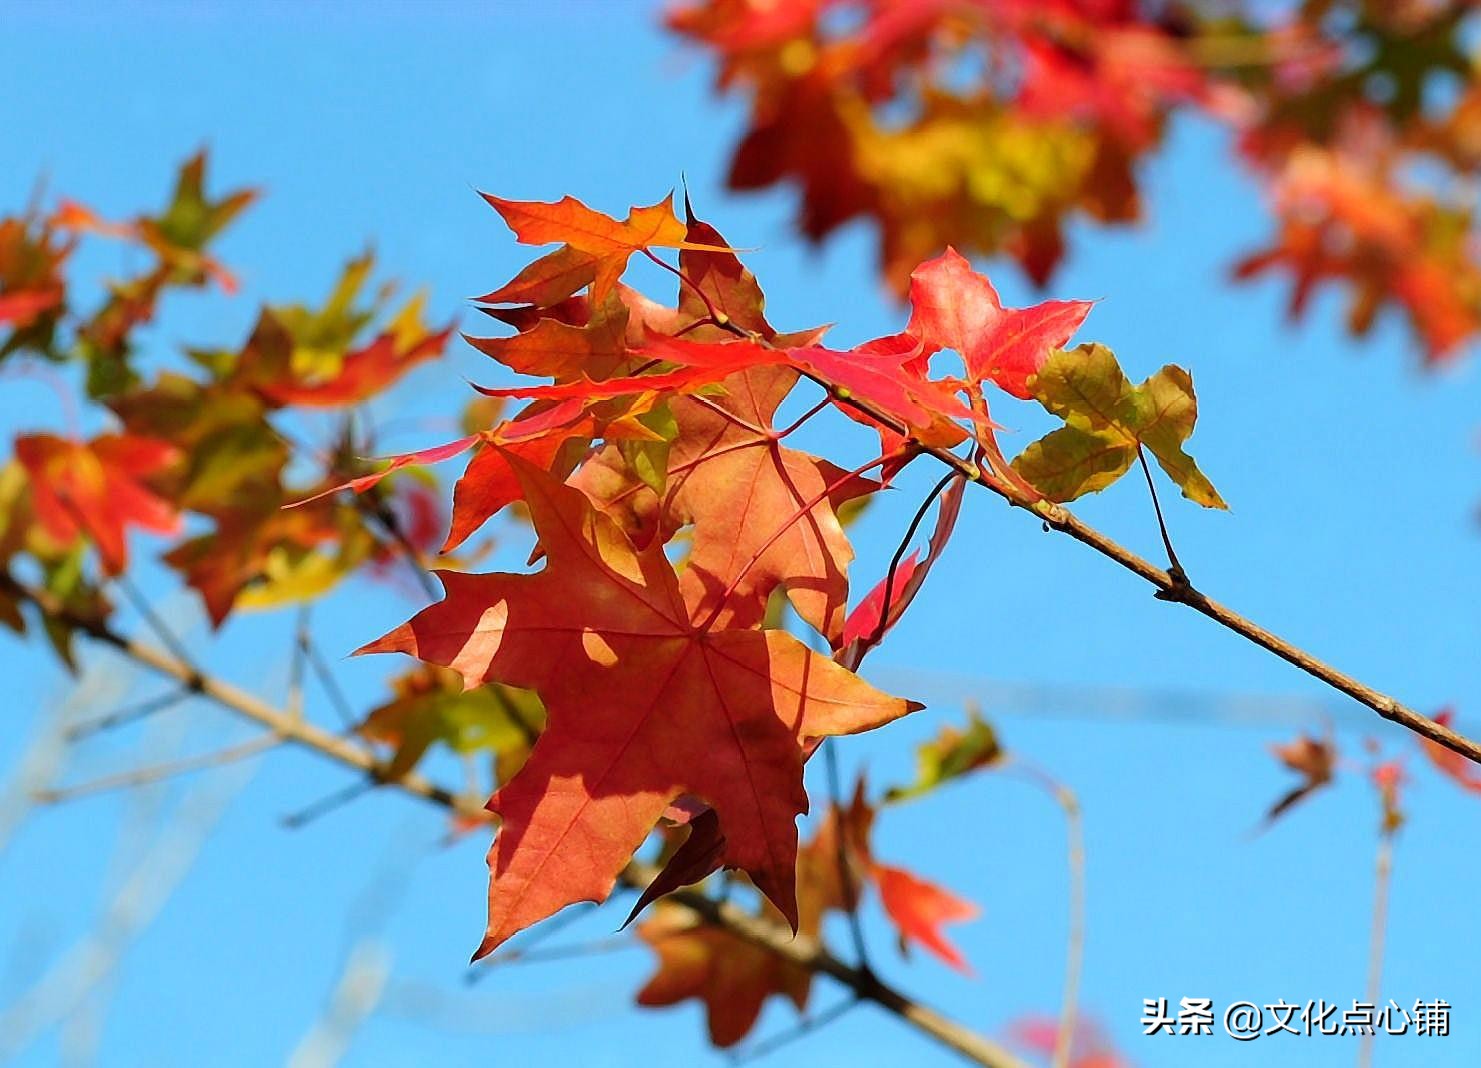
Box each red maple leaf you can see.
[906,247,1092,400]
[15,433,181,575]
[358,454,919,956]
[583,365,878,642]
[874,863,980,973]
[255,324,451,408]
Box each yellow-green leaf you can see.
[884,707,1002,804]
[1011,343,1225,508]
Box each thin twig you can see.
[282,780,377,829]
[287,941,392,1068]
[465,904,599,984]
[303,633,359,732]
[0,757,255,1060]
[1,575,440,808]
[823,741,871,973]
[1359,833,1394,1068]
[1009,761,1085,1068]
[34,733,283,804]
[360,497,441,601]
[115,574,198,670]
[640,247,727,328]
[656,869,1028,1067]
[732,997,861,1064]
[66,688,189,740]
[478,935,635,969]
[288,604,312,720]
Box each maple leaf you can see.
[357,454,919,956]
[476,245,600,308]
[587,365,878,641]
[139,151,257,267]
[163,502,345,626]
[295,394,658,555]
[359,664,544,784]
[1011,343,1226,507]
[482,193,731,303]
[1263,732,1337,826]
[787,338,979,443]
[636,902,810,1048]
[255,313,451,408]
[636,332,976,445]
[55,152,255,295]
[444,397,664,552]
[466,294,633,383]
[885,707,1004,804]
[634,783,870,1047]
[837,474,965,665]
[108,372,288,519]
[675,194,776,338]
[0,215,72,344]
[906,247,1092,399]
[1419,708,1481,795]
[1009,1014,1130,1068]
[231,260,451,409]
[14,433,181,575]
[874,863,980,973]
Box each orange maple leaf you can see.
[358,454,919,957]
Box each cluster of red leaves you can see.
[673,0,1481,362]
[343,189,1221,965]
[2,163,1223,1053]
[0,155,455,658]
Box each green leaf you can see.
[885,708,1002,804]
[358,666,546,783]
[1011,343,1225,508]
[145,151,257,254]
[619,404,678,496]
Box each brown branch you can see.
[793,373,1481,766]
[0,572,1027,1068]
[646,864,1028,1068]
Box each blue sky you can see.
[1,3,1478,1066]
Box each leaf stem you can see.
[776,398,831,439]
[1135,444,1185,584]
[855,471,958,664]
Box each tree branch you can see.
[0,572,1027,1068]
[796,375,1481,765]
